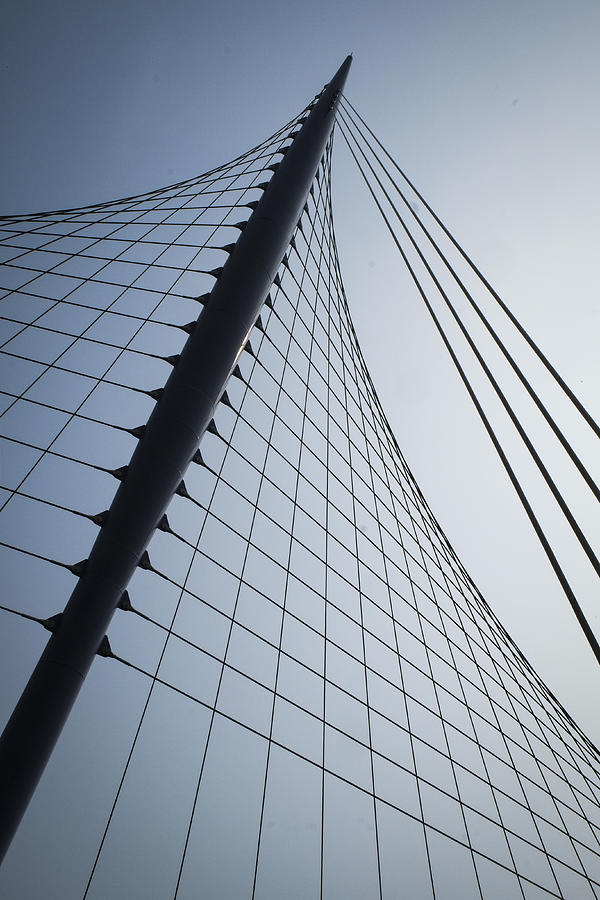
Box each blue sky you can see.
[2,0,600,743]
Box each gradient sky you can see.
[2,0,599,751]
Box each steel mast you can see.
[0,55,352,862]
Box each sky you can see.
[1,0,599,748]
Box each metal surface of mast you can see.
[0,55,351,863]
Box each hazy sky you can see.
[2,0,599,747]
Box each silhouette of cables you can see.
[340,97,600,445]
[337,101,600,670]
[3,94,600,900]
[78,136,600,899]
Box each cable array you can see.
[337,98,600,667]
[1,99,600,900]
